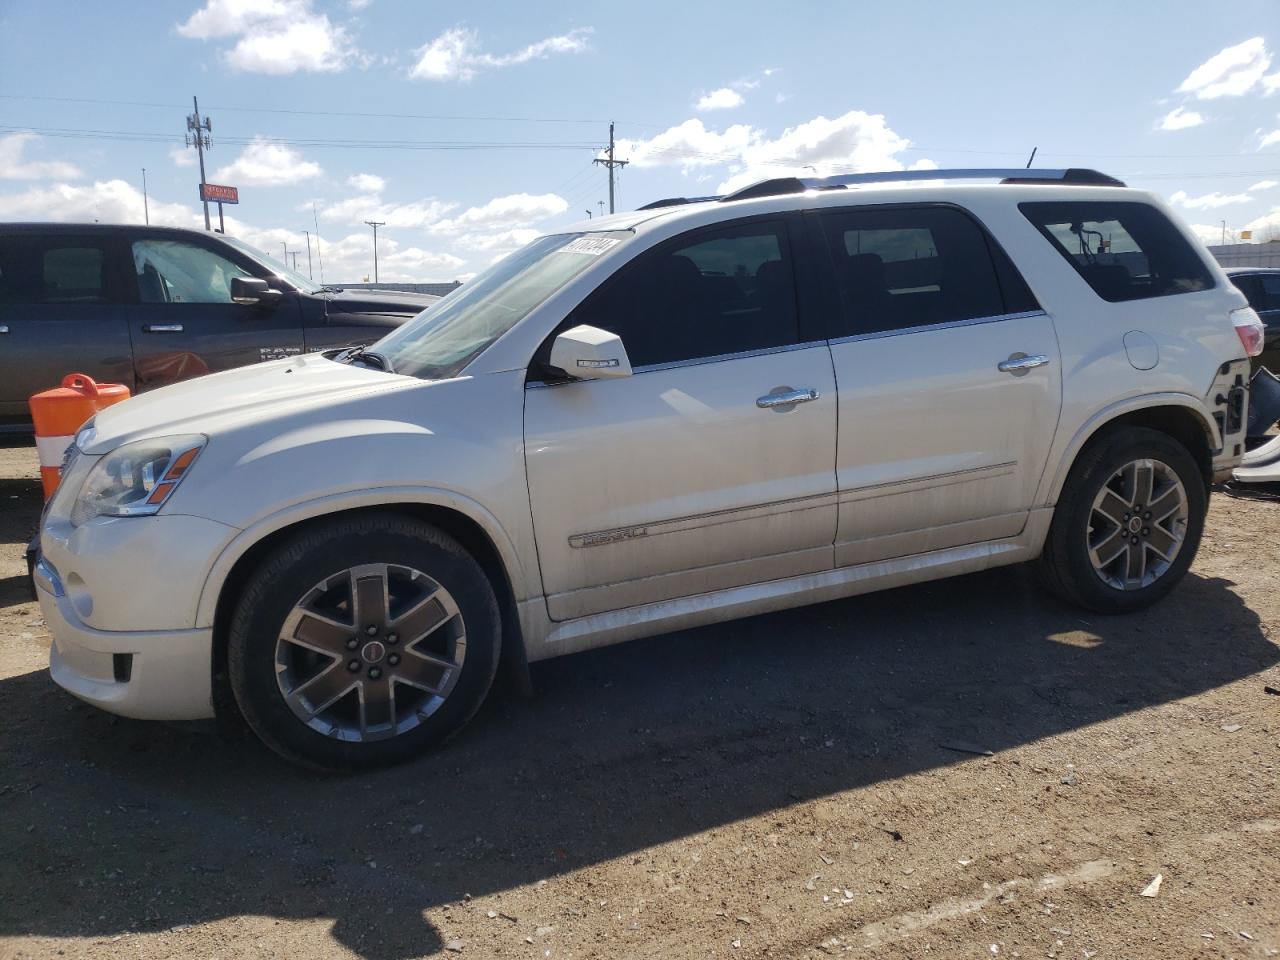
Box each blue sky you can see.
[1,0,1278,282]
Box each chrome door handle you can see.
[142,324,184,333]
[997,353,1050,376]
[756,387,820,409]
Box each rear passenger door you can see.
[127,236,305,392]
[0,234,135,426]
[813,204,1061,567]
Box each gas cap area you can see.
[1123,331,1160,371]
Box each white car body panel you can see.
[829,309,1062,566]
[33,177,1251,723]
[525,342,838,621]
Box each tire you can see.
[227,512,500,772]
[1037,426,1207,614]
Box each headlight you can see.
[70,435,206,525]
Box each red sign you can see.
[199,183,239,204]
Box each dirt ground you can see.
[1,438,1278,960]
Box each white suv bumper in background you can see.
[36,557,215,720]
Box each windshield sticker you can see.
[557,236,620,256]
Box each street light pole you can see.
[364,220,385,284]
[141,167,149,225]
[304,230,313,279]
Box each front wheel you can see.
[1038,427,1206,614]
[227,513,500,771]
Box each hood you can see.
[77,353,424,454]
[324,288,441,317]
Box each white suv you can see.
[34,168,1263,770]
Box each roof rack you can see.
[718,167,1126,203]
[635,195,723,210]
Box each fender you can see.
[193,484,534,628]
[1035,391,1219,507]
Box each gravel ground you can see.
[0,438,1278,960]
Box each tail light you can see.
[1232,307,1265,357]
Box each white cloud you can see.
[696,88,744,111]
[169,145,197,168]
[613,110,921,194]
[0,178,191,224]
[0,133,83,181]
[347,172,385,192]
[1158,106,1205,130]
[212,137,322,186]
[1242,207,1280,242]
[427,192,568,233]
[409,26,592,82]
[177,0,359,74]
[1261,128,1280,149]
[615,119,757,170]
[1177,37,1273,99]
[1169,189,1254,210]
[1250,179,1279,191]
[320,190,455,229]
[450,228,541,252]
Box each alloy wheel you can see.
[1087,458,1189,591]
[275,563,466,742]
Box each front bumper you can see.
[36,558,215,720]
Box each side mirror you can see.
[231,276,283,306]
[549,324,633,380]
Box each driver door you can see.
[126,235,305,391]
[524,215,838,621]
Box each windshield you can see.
[220,234,325,294]
[370,232,629,380]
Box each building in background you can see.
[1209,242,1280,269]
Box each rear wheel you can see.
[1038,427,1206,614]
[227,513,500,771]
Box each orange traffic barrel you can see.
[29,374,131,498]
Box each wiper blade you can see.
[344,346,395,373]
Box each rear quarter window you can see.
[1019,201,1214,303]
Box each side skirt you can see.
[518,507,1054,663]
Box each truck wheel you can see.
[227,512,500,772]
[1038,426,1206,614]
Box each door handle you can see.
[756,387,820,409]
[0,325,9,334]
[142,324,184,333]
[997,353,1050,376]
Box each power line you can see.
[0,93,665,127]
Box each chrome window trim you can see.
[828,309,1047,346]
[526,339,829,388]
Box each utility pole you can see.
[598,200,605,217]
[364,220,385,283]
[303,230,313,279]
[185,96,213,231]
[141,167,149,224]
[592,121,628,214]
[1221,220,1227,245]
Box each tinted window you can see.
[821,206,1007,336]
[567,219,801,368]
[1020,201,1214,303]
[0,239,113,305]
[132,239,252,304]
[1254,275,1280,312]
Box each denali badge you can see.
[569,525,649,548]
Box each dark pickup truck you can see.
[0,222,440,431]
